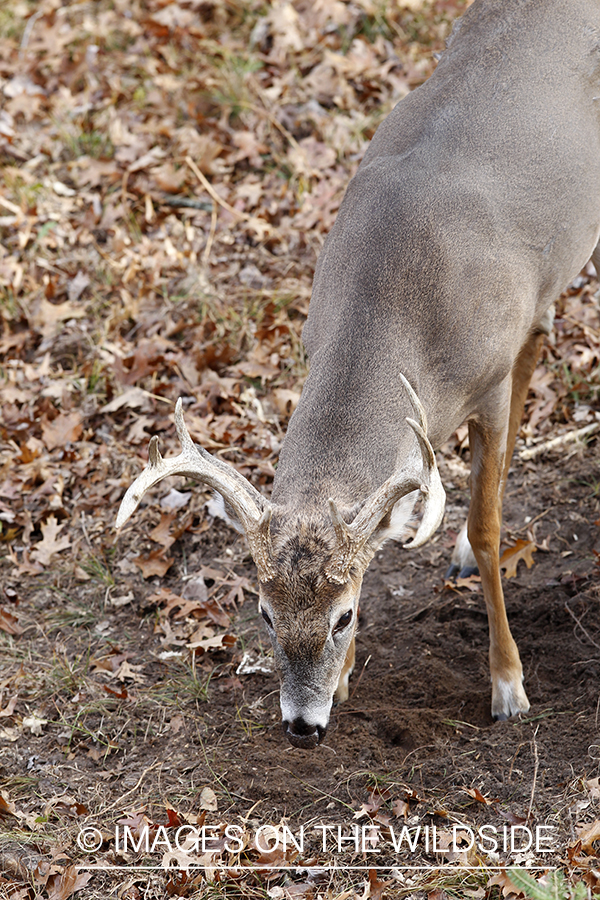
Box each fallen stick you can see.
[519,420,600,460]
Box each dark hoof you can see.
[283,718,327,749]
[445,563,460,580]
[493,712,509,722]
[458,565,479,578]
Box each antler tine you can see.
[325,466,424,583]
[116,399,276,581]
[325,377,445,582]
[399,373,427,432]
[402,417,446,548]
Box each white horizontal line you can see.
[78,864,557,872]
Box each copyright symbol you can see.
[77,826,103,853]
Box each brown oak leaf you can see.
[499,540,536,579]
[133,549,173,578]
[577,819,600,852]
[41,412,83,450]
[31,516,71,566]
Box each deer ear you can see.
[206,493,244,534]
[371,491,419,548]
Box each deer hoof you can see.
[491,677,530,721]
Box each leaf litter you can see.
[0,0,600,898]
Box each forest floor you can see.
[1,0,600,898]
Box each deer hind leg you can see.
[334,634,355,702]
[448,322,549,581]
[500,329,546,496]
[447,520,478,579]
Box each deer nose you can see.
[283,717,327,749]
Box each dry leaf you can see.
[153,162,187,192]
[187,633,237,653]
[586,777,600,800]
[199,787,218,811]
[0,792,18,817]
[67,271,90,303]
[169,715,184,734]
[463,787,498,805]
[23,714,47,735]
[271,388,301,417]
[0,608,23,635]
[133,549,174,578]
[148,511,178,549]
[46,866,92,900]
[368,869,394,900]
[41,412,83,450]
[100,387,152,413]
[454,574,481,591]
[487,869,526,898]
[114,661,146,684]
[499,540,537,579]
[392,798,410,819]
[31,516,71,566]
[0,694,18,718]
[577,819,600,852]
[29,299,86,338]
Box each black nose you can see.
[283,718,327,749]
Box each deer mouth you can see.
[283,718,327,749]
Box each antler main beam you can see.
[116,399,275,581]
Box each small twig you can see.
[185,156,250,221]
[80,511,94,552]
[19,9,42,55]
[561,311,600,340]
[519,421,600,460]
[244,97,303,154]
[0,195,22,215]
[522,506,553,530]
[101,760,163,813]
[565,601,600,652]
[507,742,526,782]
[160,196,213,211]
[526,725,539,823]
[203,202,218,268]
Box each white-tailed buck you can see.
[117,0,600,748]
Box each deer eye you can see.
[334,610,353,633]
[261,608,273,629]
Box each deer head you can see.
[116,376,445,748]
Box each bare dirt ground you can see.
[1,0,600,898]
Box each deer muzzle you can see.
[282,717,327,749]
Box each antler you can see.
[116,399,276,582]
[325,374,446,584]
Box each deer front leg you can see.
[467,415,529,721]
[334,634,355,702]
